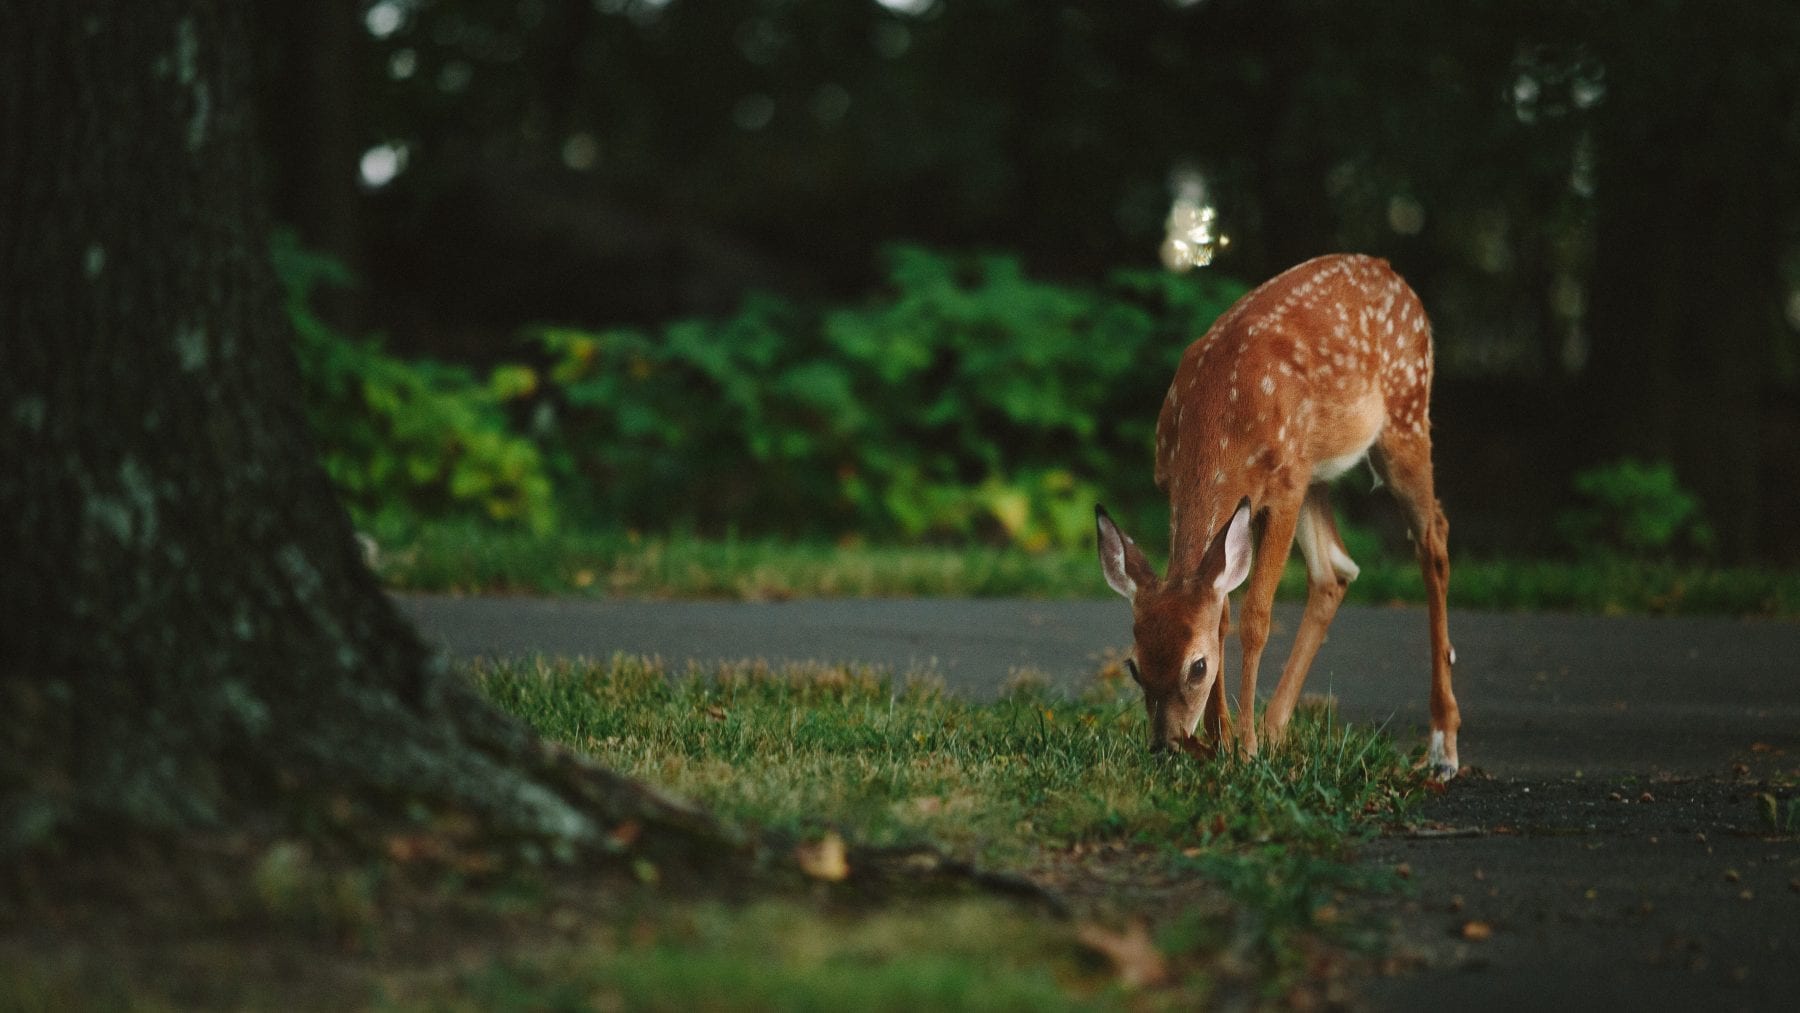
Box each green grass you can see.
[452,655,1425,1006]
[376,524,1800,616]
[0,658,1422,1009]
[477,657,1412,867]
[450,901,1085,1013]
[376,526,1093,599]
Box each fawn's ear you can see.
[1201,497,1254,594]
[1096,505,1158,601]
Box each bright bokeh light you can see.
[359,142,409,189]
[596,0,673,19]
[874,0,937,16]
[1161,169,1228,271]
[365,1,406,39]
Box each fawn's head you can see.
[1094,500,1252,753]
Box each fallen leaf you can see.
[1461,920,1493,941]
[1077,920,1168,988]
[450,848,501,876]
[609,820,642,849]
[795,831,850,882]
[385,833,442,864]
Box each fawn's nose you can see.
[1150,732,1190,754]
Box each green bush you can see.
[275,233,555,534]
[527,247,1246,549]
[1555,457,1713,559]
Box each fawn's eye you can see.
[1125,658,1143,684]
[1187,657,1207,684]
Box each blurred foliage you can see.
[261,0,1800,562]
[275,232,555,534]
[1555,457,1713,559]
[280,233,1244,548]
[524,247,1247,548]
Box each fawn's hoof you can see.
[1419,729,1460,782]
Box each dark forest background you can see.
[254,0,1800,562]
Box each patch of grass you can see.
[376,526,1092,600]
[1757,792,1800,834]
[1427,557,1800,617]
[476,657,1411,867]
[452,900,1085,1012]
[465,655,1424,1004]
[376,524,1800,617]
[2,658,1421,1009]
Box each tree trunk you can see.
[0,0,720,860]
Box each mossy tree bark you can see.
[0,0,728,863]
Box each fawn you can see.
[1095,254,1460,780]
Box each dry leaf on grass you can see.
[1077,920,1168,988]
[794,831,850,882]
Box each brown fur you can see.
[1102,254,1461,776]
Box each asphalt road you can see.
[398,594,1800,1009]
